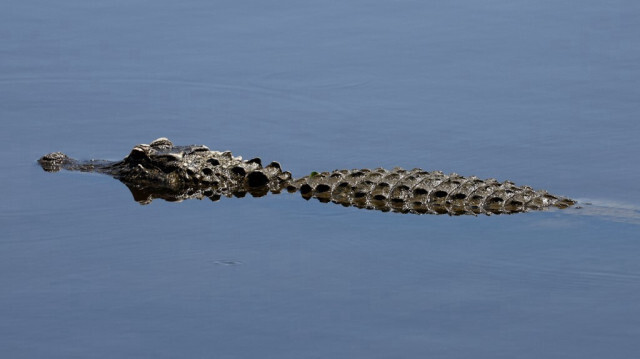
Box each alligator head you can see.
[39,137,292,204]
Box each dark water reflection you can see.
[2,1,640,358]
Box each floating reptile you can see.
[39,137,575,215]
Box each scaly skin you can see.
[39,137,292,204]
[289,168,575,215]
[39,137,575,214]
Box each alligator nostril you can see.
[39,152,69,164]
[38,152,70,172]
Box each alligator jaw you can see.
[38,152,114,173]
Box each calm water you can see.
[2,1,640,358]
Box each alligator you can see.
[39,137,576,215]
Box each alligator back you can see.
[288,168,575,215]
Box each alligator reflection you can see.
[122,181,275,205]
[38,137,576,215]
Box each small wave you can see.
[564,198,640,225]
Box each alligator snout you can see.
[38,152,73,172]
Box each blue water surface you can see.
[1,1,639,358]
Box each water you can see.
[2,1,639,358]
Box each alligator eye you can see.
[149,137,173,149]
[127,146,149,161]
